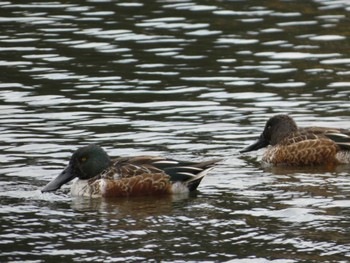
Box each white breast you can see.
[71,179,104,198]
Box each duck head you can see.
[42,145,112,193]
[240,115,298,153]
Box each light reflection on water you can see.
[1,0,350,262]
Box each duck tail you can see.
[162,158,221,192]
[185,159,221,191]
[185,166,216,191]
[325,132,350,151]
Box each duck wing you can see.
[110,156,220,191]
[323,129,350,151]
[296,127,350,151]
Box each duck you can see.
[41,145,220,197]
[240,114,350,166]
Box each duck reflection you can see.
[70,192,194,218]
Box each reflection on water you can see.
[1,0,350,262]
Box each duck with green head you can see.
[42,145,220,197]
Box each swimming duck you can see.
[42,145,220,197]
[240,114,350,165]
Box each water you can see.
[1,0,350,262]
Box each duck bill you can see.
[41,164,76,193]
[240,137,269,153]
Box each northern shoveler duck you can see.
[240,114,350,166]
[41,145,220,197]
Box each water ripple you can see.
[1,0,350,262]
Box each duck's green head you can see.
[42,145,112,193]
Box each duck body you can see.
[42,145,219,198]
[241,115,350,166]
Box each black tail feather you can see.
[325,132,350,151]
[187,176,205,192]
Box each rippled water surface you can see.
[1,0,350,262]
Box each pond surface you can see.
[1,0,350,262]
